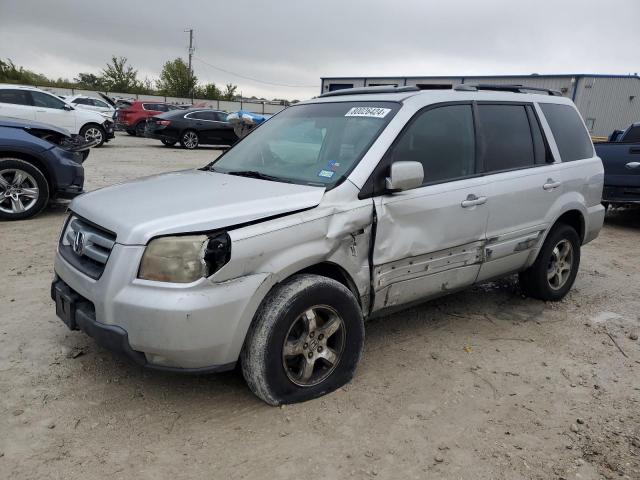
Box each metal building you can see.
[320,74,640,137]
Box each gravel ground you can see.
[1,134,639,480]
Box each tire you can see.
[126,129,136,136]
[601,201,609,211]
[80,124,106,147]
[519,223,581,301]
[0,158,49,220]
[135,122,146,137]
[180,130,199,149]
[241,274,365,405]
[161,139,177,147]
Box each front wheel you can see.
[241,274,364,405]
[0,159,49,220]
[80,124,106,147]
[519,223,581,301]
[180,130,199,149]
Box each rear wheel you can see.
[180,130,199,149]
[0,159,49,220]
[519,223,581,301]
[135,121,146,137]
[80,124,106,147]
[241,274,364,405]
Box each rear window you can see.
[478,104,535,172]
[622,125,640,143]
[540,103,593,161]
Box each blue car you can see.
[0,116,90,220]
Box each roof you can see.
[321,73,640,81]
[303,87,574,106]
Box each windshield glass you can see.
[211,101,399,187]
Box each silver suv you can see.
[52,85,604,405]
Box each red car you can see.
[116,101,180,136]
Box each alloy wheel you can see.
[84,127,103,144]
[0,169,39,214]
[282,305,346,387]
[182,131,198,149]
[547,239,573,290]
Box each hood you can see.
[70,169,326,245]
[75,107,110,123]
[0,115,71,136]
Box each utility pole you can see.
[185,28,194,103]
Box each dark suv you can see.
[116,101,180,136]
[0,116,89,220]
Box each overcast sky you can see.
[1,0,638,100]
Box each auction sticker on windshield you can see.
[344,107,391,118]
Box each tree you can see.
[196,83,222,100]
[156,58,197,98]
[221,83,238,101]
[74,72,103,89]
[101,56,139,92]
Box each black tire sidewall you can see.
[244,275,364,405]
[135,122,146,137]
[528,224,581,301]
[0,159,49,220]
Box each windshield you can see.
[210,101,399,187]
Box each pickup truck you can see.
[594,122,640,207]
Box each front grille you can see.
[59,215,116,279]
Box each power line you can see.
[193,56,318,89]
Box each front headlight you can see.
[138,232,231,283]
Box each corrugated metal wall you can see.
[321,75,640,136]
[574,77,640,135]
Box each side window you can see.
[93,99,109,108]
[142,103,156,111]
[622,125,640,143]
[215,112,229,122]
[73,98,90,105]
[0,89,32,106]
[539,103,593,161]
[31,91,67,110]
[526,105,552,165]
[388,104,475,184]
[478,104,534,172]
[156,104,169,112]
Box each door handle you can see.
[36,110,46,113]
[626,162,640,169]
[629,147,640,154]
[461,194,487,208]
[543,179,562,190]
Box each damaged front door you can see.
[369,103,489,311]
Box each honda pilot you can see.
[52,85,604,405]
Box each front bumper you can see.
[51,279,235,373]
[53,243,270,371]
[45,147,85,198]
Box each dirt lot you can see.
[1,134,639,480]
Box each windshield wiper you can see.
[225,170,285,182]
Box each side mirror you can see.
[63,104,74,111]
[385,161,424,192]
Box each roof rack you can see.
[454,83,562,96]
[319,85,419,98]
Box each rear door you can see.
[370,103,489,311]
[0,88,36,121]
[475,103,561,282]
[30,90,76,131]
